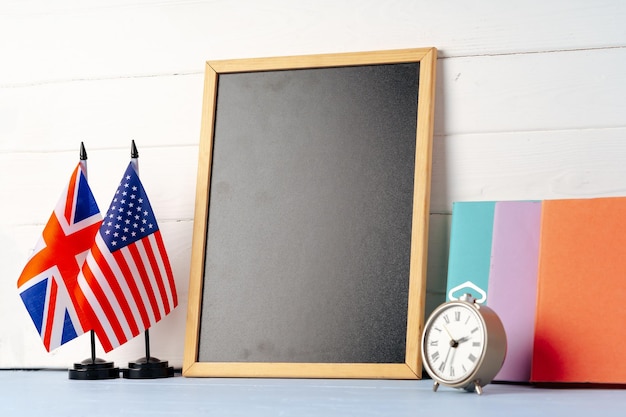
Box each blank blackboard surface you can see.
[184,48,437,379]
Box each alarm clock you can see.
[421,293,507,394]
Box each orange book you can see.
[532,197,626,383]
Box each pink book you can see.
[488,201,542,382]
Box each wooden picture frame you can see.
[184,48,437,378]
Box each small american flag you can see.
[76,162,177,352]
[17,162,102,351]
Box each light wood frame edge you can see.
[404,47,437,377]
[208,47,434,73]
[183,63,218,374]
[183,362,420,379]
[183,48,437,379]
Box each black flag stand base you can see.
[68,358,121,380]
[68,331,120,380]
[121,356,175,379]
[122,330,174,379]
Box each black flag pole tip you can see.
[80,142,87,160]
[131,140,139,159]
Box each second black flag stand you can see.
[69,143,120,380]
[121,140,174,379]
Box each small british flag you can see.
[17,162,102,351]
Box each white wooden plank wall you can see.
[1,0,624,368]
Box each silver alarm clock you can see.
[421,293,507,394]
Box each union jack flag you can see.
[17,162,102,351]
[76,162,177,352]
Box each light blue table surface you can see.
[1,370,625,416]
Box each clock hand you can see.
[442,345,453,370]
[456,335,472,344]
[441,332,461,374]
[449,343,458,366]
[442,325,457,343]
[442,325,461,349]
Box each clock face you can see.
[422,303,486,384]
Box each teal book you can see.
[446,201,496,303]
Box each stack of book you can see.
[446,198,626,384]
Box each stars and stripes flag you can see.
[75,162,178,352]
[17,162,102,351]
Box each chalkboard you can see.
[184,48,437,379]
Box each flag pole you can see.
[122,140,175,379]
[81,142,98,365]
[68,142,120,380]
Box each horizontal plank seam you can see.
[12,217,194,226]
[0,143,199,156]
[439,44,626,59]
[0,0,213,17]
[436,125,626,138]
[3,45,625,89]
[0,70,203,89]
